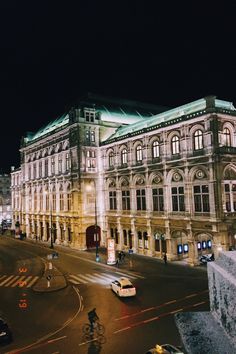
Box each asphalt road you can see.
[0,236,209,354]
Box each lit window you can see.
[152,141,160,158]
[224,183,236,212]
[121,148,128,164]
[109,152,114,167]
[223,127,231,146]
[194,130,203,150]
[136,145,143,162]
[171,135,180,155]
[91,131,95,142]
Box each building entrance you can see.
[86,225,101,248]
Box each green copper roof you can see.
[25,113,69,142]
[105,97,236,141]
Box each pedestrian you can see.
[163,252,167,265]
[116,258,120,267]
[121,251,125,263]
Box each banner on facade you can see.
[107,238,116,265]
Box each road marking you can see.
[69,274,88,284]
[115,289,209,320]
[4,275,20,286]
[26,276,39,288]
[47,335,67,344]
[114,270,144,279]
[114,300,208,334]
[11,275,27,287]
[170,308,183,314]
[0,275,14,286]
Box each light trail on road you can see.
[113,299,209,334]
[115,289,209,320]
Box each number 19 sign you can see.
[107,238,116,265]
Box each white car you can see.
[146,344,184,354]
[111,277,136,297]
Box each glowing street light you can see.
[45,189,54,249]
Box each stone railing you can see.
[175,251,236,354]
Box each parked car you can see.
[146,343,184,354]
[199,253,214,265]
[111,277,136,297]
[0,318,12,345]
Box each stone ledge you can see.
[175,312,236,354]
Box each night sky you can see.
[1,1,235,172]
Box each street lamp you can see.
[87,180,99,262]
[45,190,54,249]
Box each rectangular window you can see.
[123,230,127,246]
[122,190,130,210]
[52,194,56,211]
[45,159,48,177]
[58,156,62,173]
[28,165,31,180]
[60,194,64,211]
[194,185,210,212]
[67,193,72,211]
[136,189,146,210]
[172,186,185,211]
[39,161,42,177]
[66,153,70,171]
[33,163,36,179]
[109,191,117,210]
[152,188,164,211]
[51,157,55,175]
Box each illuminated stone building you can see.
[11,94,236,264]
[0,173,12,227]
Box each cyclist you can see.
[88,308,99,332]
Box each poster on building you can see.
[107,238,116,265]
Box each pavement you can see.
[2,232,206,293]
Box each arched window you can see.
[121,148,128,164]
[108,152,114,167]
[136,145,142,162]
[223,127,231,147]
[171,135,180,155]
[194,130,203,150]
[152,141,160,158]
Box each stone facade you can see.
[11,94,236,264]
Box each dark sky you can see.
[1,1,236,172]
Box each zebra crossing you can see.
[0,274,39,288]
[67,270,144,286]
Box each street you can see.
[0,235,209,354]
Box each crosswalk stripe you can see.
[0,275,7,281]
[27,276,39,288]
[94,273,117,281]
[68,278,81,285]
[82,274,97,282]
[4,276,20,287]
[69,274,88,284]
[11,276,27,287]
[0,275,15,286]
[100,273,120,281]
[116,272,144,279]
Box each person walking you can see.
[88,308,99,333]
[163,252,167,265]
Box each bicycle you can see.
[82,320,105,337]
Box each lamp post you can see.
[94,188,99,261]
[87,180,99,262]
[45,190,54,249]
[49,189,54,249]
